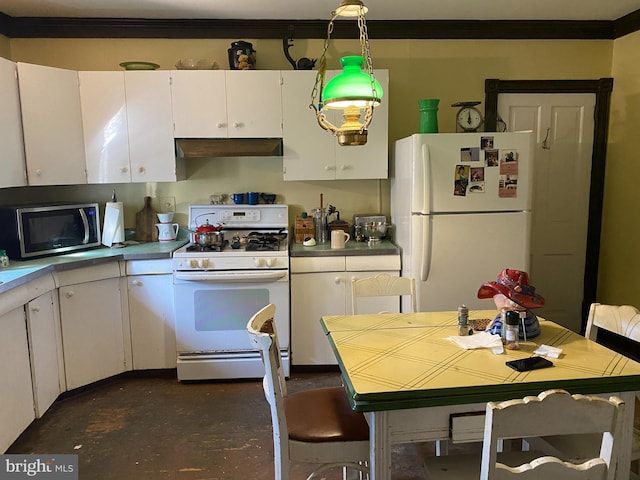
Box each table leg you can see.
[369,411,392,480]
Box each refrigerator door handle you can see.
[420,216,432,282]
[415,143,431,214]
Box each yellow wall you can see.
[0,34,9,57]
[599,30,640,305]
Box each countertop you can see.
[290,239,399,257]
[0,239,188,294]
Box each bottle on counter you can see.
[457,304,469,336]
[504,310,520,350]
[0,249,9,268]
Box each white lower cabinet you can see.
[57,265,130,390]
[126,260,176,370]
[290,255,400,365]
[26,290,64,417]
[0,307,35,453]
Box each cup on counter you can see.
[247,192,259,205]
[330,230,351,249]
[231,193,245,204]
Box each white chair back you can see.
[351,273,417,314]
[425,389,625,480]
[585,303,640,342]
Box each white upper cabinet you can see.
[225,70,282,138]
[171,70,228,138]
[125,70,183,182]
[80,70,184,183]
[79,71,132,183]
[282,69,389,181]
[17,62,87,185]
[0,57,26,188]
[171,70,282,138]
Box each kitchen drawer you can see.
[126,259,173,275]
[53,262,122,287]
[290,256,346,273]
[346,255,401,271]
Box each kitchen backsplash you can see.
[0,156,389,229]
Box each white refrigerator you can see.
[391,132,534,312]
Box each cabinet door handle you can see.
[65,291,75,298]
[334,276,341,285]
[232,122,243,128]
[120,166,128,173]
[131,280,142,286]
[216,122,226,128]
[31,306,40,313]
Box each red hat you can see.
[477,269,545,309]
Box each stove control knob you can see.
[199,259,209,269]
[266,257,276,267]
[254,257,265,267]
[189,259,198,268]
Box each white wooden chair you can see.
[525,303,640,479]
[247,303,370,480]
[424,389,625,480]
[351,273,417,315]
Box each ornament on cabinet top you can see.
[452,101,484,132]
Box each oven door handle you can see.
[174,271,288,282]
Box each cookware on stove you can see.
[188,220,225,246]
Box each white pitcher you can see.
[156,223,179,242]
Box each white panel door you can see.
[0,307,35,452]
[124,71,177,182]
[18,62,87,185]
[282,70,334,180]
[334,69,389,180]
[499,93,595,332]
[26,291,63,417]
[79,71,132,183]
[0,57,26,188]
[171,70,228,138]
[225,70,282,138]
[128,274,176,370]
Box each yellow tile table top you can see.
[321,310,640,412]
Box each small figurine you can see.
[477,268,545,340]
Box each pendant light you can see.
[310,0,383,146]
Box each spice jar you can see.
[504,310,520,350]
[457,304,469,336]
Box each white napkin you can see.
[448,332,504,354]
[533,344,563,358]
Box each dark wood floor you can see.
[9,371,480,479]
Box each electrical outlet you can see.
[153,196,176,213]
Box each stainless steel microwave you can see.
[0,203,101,259]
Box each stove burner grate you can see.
[185,242,227,253]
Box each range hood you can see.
[175,138,283,158]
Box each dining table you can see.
[320,310,640,480]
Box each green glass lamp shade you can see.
[322,55,383,109]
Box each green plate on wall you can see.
[119,61,160,70]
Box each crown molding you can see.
[0,14,637,40]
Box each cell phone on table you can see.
[505,356,554,372]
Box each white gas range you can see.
[172,204,290,381]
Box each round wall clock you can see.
[452,101,484,132]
